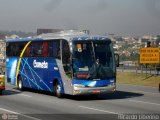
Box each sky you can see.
[0,0,160,36]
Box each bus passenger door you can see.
[61,40,73,94]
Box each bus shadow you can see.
[17,88,54,96]
[9,88,144,101]
[1,90,21,96]
[65,90,144,101]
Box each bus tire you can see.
[55,82,63,98]
[0,90,2,95]
[18,76,24,91]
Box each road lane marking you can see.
[79,106,118,114]
[18,94,32,98]
[133,90,159,95]
[129,100,160,106]
[0,108,19,114]
[0,108,41,120]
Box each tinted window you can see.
[62,40,70,66]
[6,42,27,56]
[24,44,31,57]
[31,42,43,57]
[62,40,72,78]
[52,40,61,59]
[7,40,61,58]
[42,41,49,57]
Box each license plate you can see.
[93,90,100,93]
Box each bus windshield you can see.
[72,40,115,80]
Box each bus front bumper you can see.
[73,84,116,95]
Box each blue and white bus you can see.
[6,30,117,97]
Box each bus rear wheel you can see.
[55,82,63,98]
[0,90,2,95]
[18,76,24,91]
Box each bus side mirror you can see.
[114,53,119,67]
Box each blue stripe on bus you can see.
[72,78,115,87]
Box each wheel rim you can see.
[18,79,22,89]
[56,84,61,95]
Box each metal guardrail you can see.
[117,66,160,75]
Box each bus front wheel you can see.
[0,90,2,95]
[55,82,63,98]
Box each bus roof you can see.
[6,30,111,42]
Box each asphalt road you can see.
[0,83,160,120]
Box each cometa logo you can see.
[33,60,48,69]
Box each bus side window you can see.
[42,41,49,57]
[52,40,60,59]
[24,45,31,57]
[6,43,12,56]
[18,42,27,56]
[13,44,19,56]
[48,41,53,57]
[31,42,43,57]
[62,40,72,78]
[62,40,70,65]
[7,42,26,57]
[62,40,71,73]
[55,41,60,59]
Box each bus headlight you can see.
[73,84,85,88]
[110,83,115,87]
